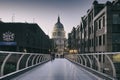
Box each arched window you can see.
[53,32,56,36]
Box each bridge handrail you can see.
[65,52,120,80]
[0,51,47,55]
[75,52,120,55]
[0,51,51,79]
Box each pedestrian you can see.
[51,52,55,60]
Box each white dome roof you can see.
[53,16,64,30]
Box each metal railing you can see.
[65,52,120,80]
[0,51,51,79]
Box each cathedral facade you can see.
[52,16,66,56]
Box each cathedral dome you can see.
[52,16,65,39]
[54,16,64,30]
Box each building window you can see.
[99,36,102,46]
[92,25,93,33]
[92,38,94,47]
[103,16,105,27]
[90,39,93,47]
[89,27,91,34]
[96,37,98,46]
[95,21,98,30]
[99,19,101,29]
[84,31,86,38]
[84,41,86,47]
[113,14,120,24]
[112,25,120,33]
[103,34,105,45]
[91,13,93,20]
[89,39,91,47]
[112,34,120,43]
[89,15,91,22]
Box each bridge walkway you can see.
[11,58,102,80]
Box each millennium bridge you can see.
[0,51,120,80]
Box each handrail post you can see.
[79,55,83,65]
[105,54,116,78]
[16,54,25,70]
[1,53,12,76]
[36,55,40,64]
[93,55,101,72]
[26,54,32,68]
[86,55,92,68]
[81,55,87,66]
[32,55,37,65]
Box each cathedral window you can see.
[58,32,61,36]
[53,32,56,36]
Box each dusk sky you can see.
[0,0,112,38]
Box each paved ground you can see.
[11,58,102,80]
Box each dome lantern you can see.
[58,16,60,23]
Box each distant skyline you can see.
[0,0,112,38]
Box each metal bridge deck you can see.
[11,58,102,80]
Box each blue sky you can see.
[0,0,112,38]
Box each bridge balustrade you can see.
[65,52,120,80]
[0,51,51,79]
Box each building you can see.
[68,27,78,54]
[67,0,120,78]
[74,0,120,53]
[0,22,51,54]
[52,16,66,56]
